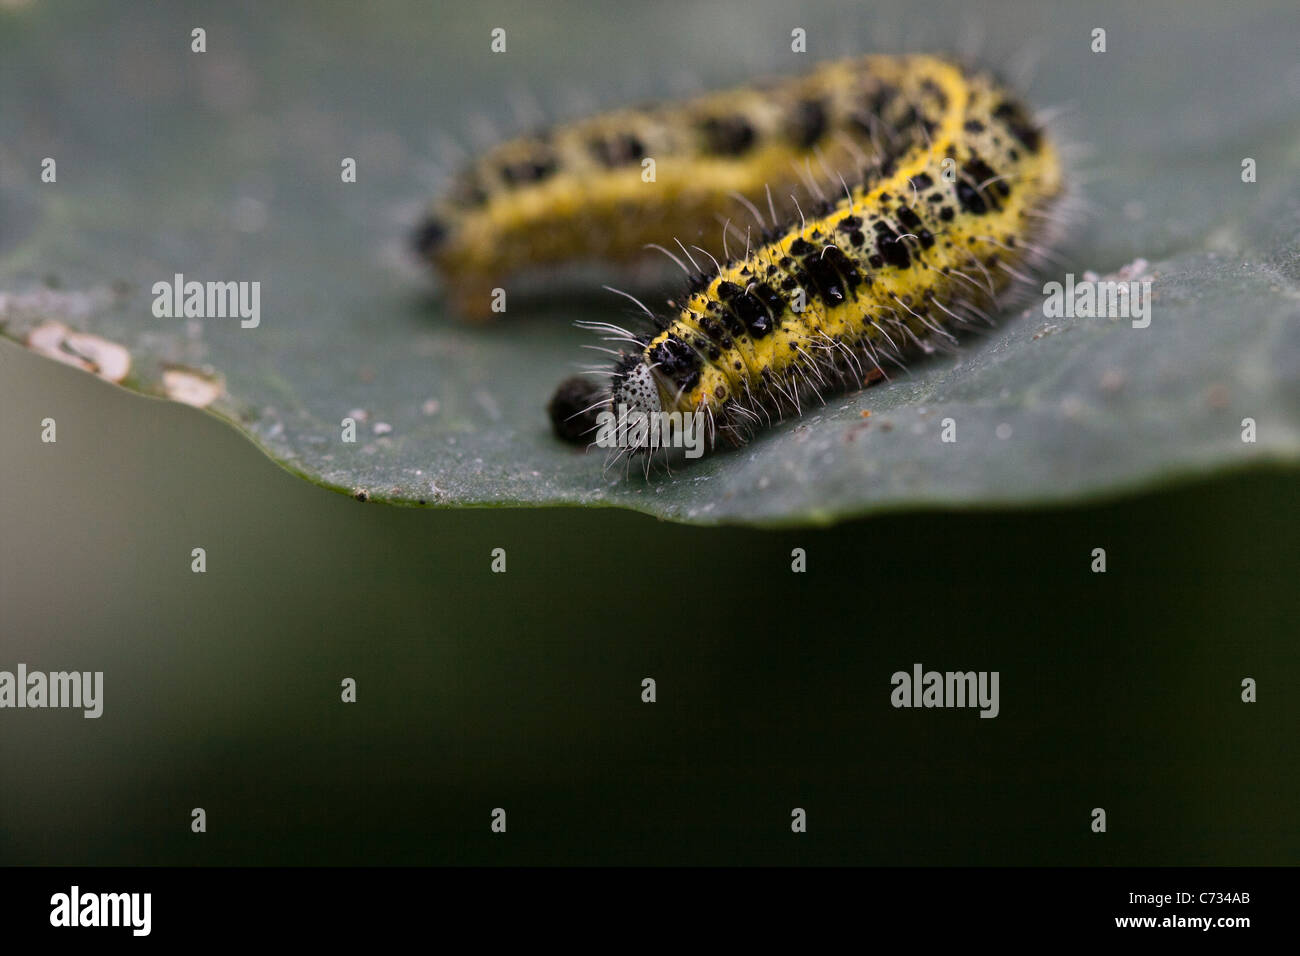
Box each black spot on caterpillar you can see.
[548,55,1065,466]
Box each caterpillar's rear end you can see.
[415,56,994,319]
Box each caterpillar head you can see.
[548,375,608,445]
[610,360,662,432]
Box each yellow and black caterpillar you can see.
[538,55,1065,460]
[414,56,953,317]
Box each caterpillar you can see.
[547,54,1066,464]
[413,56,950,318]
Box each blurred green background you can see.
[2,340,1296,864]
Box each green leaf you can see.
[3,0,1297,526]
